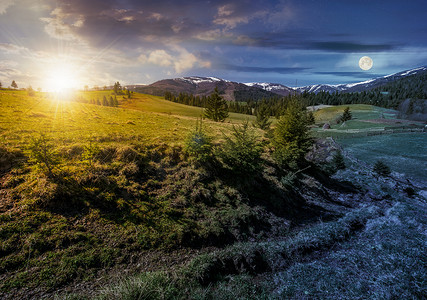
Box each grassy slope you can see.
[0,90,275,297]
[78,91,256,122]
[1,90,249,147]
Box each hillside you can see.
[0,90,425,299]
[0,89,330,298]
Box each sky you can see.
[0,0,427,90]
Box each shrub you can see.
[219,121,263,175]
[184,119,213,164]
[373,160,391,176]
[331,150,346,171]
[27,135,60,177]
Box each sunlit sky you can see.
[0,0,426,90]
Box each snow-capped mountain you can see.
[296,66,427,94]
[133,76,278,101]
[131,66,427,100]
[176,76,230,85]
[244,82,294,96]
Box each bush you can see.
[219,122,263,176]
[184,119,213,164]
[331,150,346,171]
[27,135,60,177]
[373,160,391,176]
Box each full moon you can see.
[359,56,373,70]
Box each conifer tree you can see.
[373,160,391,176]
[253,104,272,130]
[341,106,352,122]
[332,150,346,170]
[204,87,228,122]
[273,100,313,167]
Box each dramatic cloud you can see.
[0,0,426,88]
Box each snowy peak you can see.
[244,82,294,96]
[296,66,427,94]
[176,76,230,85]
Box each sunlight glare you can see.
[45,63,79,94]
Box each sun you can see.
[44,62,80,93]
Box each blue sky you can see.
[0,0,426,90]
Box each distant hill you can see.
[131,76,281,101]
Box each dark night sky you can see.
[1,0,426,90]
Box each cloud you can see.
[214,4,249,29]
[139,47,211,73]
[41,8,83,41]
[312,42,397,53]
[314,71,385,78]
[139,50,173,67]
[0,43,26,53]
[267,2,296,29]
[219,64,310,74]
[0,0,14,14]
[213,3,267,30]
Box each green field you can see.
[0,90,255,148]
[312,104,424,139]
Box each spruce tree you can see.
[253,104,272,130]
[332,150,346,170]
[341,106,352,122]
[373,160,391,176]
[273,100,313,167]
[204,87,228,122]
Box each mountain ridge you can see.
[129,66,427,100]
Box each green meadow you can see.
[311,104,424,139]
